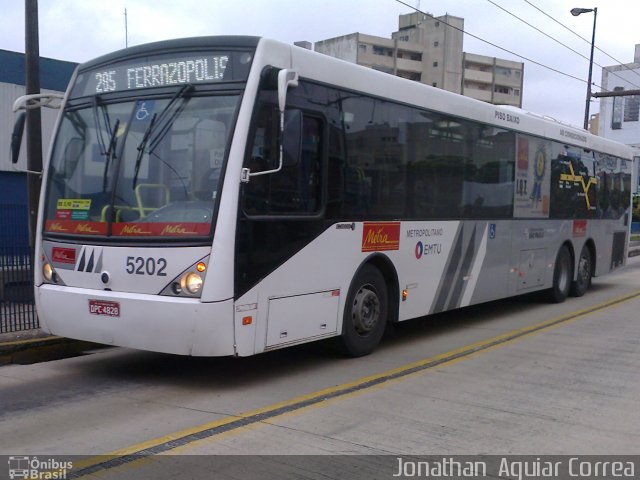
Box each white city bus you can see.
[13,36,634,357]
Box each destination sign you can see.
[71,50,253,98]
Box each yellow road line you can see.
[70,289,640,477]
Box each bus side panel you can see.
[235,219,519,355]
[455,220,511,308]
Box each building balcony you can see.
[396,57,422,72]
[493,91,521,106]
[358,52,395,69]
[464,69,492,84]
[463,86,492,102]
[495,72,522,87]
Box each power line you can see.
[486,0,640,91]
[393,0,603,91]
[522,0,640,84]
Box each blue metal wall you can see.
[0,172,29,258]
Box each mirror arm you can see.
[242,69,298,183]
[10,93,63,173]
[13,93,64,112]
[12,166,43,176]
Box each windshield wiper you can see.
[132,113,156,190]
[102,119,121,192]
[132,84,194,190]
[92,96,121,192]
[92,95,112,156]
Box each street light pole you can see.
[571,7,598,131]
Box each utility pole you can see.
[25,0,42,255]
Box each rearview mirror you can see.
[11,112,26,165]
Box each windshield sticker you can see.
[57,199,91,210]
[134,100,156,122]
[56,210,90,220]
[56,199,91,220]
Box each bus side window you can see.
[244,109,322,215]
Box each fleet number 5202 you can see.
[125,256,168,276]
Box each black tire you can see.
[547,246,572,303]
[570,245,592,297]
[339,264,388,357]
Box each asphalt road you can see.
[1,258,639,478]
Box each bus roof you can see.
[77,36,261,73]
[74,35,635,160]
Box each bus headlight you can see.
[43,262,55,283]
[181,272,203,295]
[159,256,209,297]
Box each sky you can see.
[1,0,639,128]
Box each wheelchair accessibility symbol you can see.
[135,100,155,121]
[136,102,149,120]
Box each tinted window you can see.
[325,87,514,220]
[244,103,322,216]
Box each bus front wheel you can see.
[548,246,572,303]
[339,264,388,357]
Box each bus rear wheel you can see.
[548,246,572,303]
[570,245,592,297]
[339,264,388,357]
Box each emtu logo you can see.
[414,241,442,259]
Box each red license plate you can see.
[89,300,120,317]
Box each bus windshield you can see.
[43,93,239,239]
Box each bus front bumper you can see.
[36,284,236,356]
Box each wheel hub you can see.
[352,286,380,334]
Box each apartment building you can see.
[314,12,524,107]
[597,44,640,194]
[598,44,640,149]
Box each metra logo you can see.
[52,247,77,264]
[362,222,400,252]
[161,224,197,235]
[573,220,587,237]
[74,223,101,234]
[48,222,69,232]
[121,224,152,235]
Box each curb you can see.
[0,336,103,366]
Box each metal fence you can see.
[0,203,38,333]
